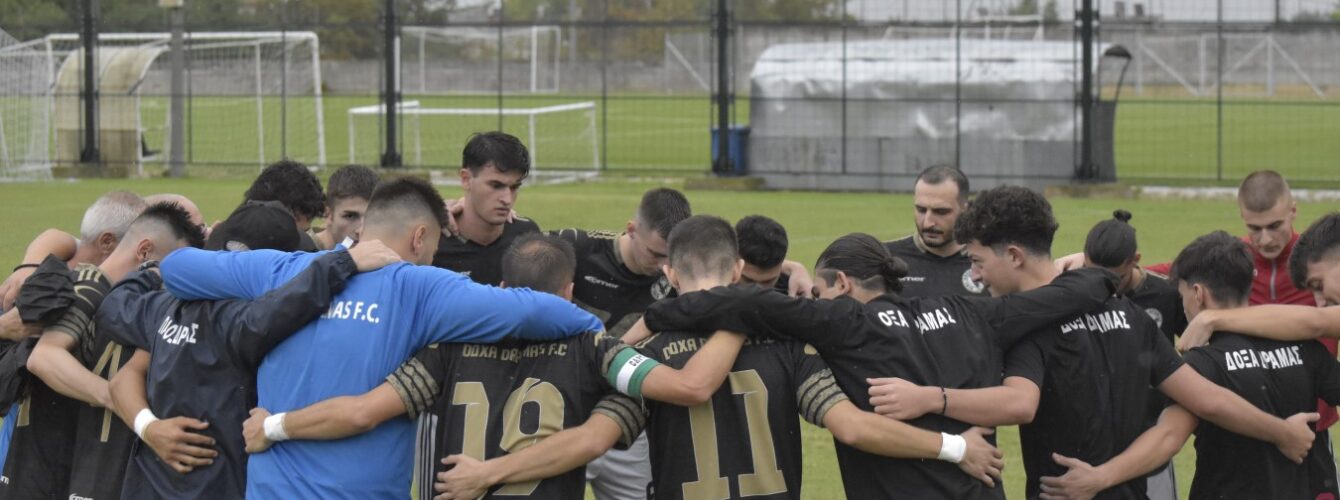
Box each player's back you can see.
[637,332,843,500]
[407,333,641,500]
[1183,332,1340,499]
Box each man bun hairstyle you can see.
[1084,209,1138,268]
[1237,170,1291,213]
[502,234,576,295]
[953,185,1058,257]
[363,177,449,232]
[463,132,531,178]
[1171,231,1253,307]
[1290,212,1340,289]
[245,159,326,220]
[638,188,692,240]
[667,215,738,281]
[736,215,788,270]
[815,233,908,294]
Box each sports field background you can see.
[3,177,1338,498]
[124,94,1340,185]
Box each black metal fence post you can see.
[381,0,402,168]
[711,0,732,175]
[79,0,99,165]
[1079,0,1096,180]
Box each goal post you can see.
[347,100,599,175]
[0,31,53,180]
[39,31,326,169]
[400,26,562,94]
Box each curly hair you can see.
[953,185,1058,256]
[244,160,325,220]
[1290,212,1340,290]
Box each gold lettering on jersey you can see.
[662,337,774,359]
[461,344,499,359]
[461,343,570,361]
[1059,310,1132,335]
[1225,345,1304,371]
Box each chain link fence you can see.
[1,0,1338,185]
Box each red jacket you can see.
[1150,232,1337,429]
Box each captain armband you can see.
[607,348,660,400]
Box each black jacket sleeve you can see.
[967,267,1119,350]
[94,270,169,351]
[642,285,868,349]
[221,250,358,367]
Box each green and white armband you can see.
[607,348,660,400]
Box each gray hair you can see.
[79,191,147,243]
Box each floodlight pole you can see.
[79,0,99,165]
[164,0,186,177]
[381,0,402,168]
[1078,0,1096,181]
[712,0,732,176]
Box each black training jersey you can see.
[0,264,106,500]
[95,252,357,500]
[393,332,643,500]
[642,268,1118,499]
[885,235,987,298]
[1005,295,1184,500]
[1127,271,1187,345]
[552,229,674,337]
[637,333,845,500]
[0,368,78,499]
[47,264,137,500]
[1183,332,1340,500]
[432,217,542,286]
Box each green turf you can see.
[119,93,1340,184]
[3,177,1339,499]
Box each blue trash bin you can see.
[710,125,749,175]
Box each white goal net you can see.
[401,26,562,94]
[0,29,52,180]
[347,100,598,176]
[36,31,325,169]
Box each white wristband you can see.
[938,433,967,464]
[133,408,159,439]
[264,413,290,442]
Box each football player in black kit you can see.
[634,229,1133,499]
[899,185,1316,499]
[433,132,541,286]
[1037,231,1340,499]
[885,165,987,298]
[1081,209,1187,500]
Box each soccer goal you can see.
[38,31,325,169]
[347,100,599,177]
[401,26,562,94]
[0,29,53,180]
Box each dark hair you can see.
[245,159,326,220]
[1084,209,1137,268]
[1238,170,1291,213]
[736,215,788,269]
[1290,212,1340,289]
[953,185,1058,256]
[462,132,530,178]
[363,177,449,231]
[667,215,738,280]
[815,233,908,294]
[638,188,692,240]
[327,165,379,206]
[1171,231,1253,306]
[916,164,970,203]
[133,202,206,249]
[502,234,576,295]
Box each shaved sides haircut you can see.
[363,177,449,234]
[126,202,207,249]
[1238,170,1291,213]
[667,215,737,281]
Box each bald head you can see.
[1238,170,1292,213]
[145,193,204,226]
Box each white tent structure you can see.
[748,38,1112,191]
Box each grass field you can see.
[2,177,1339,499]
[117,93,1340,184]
